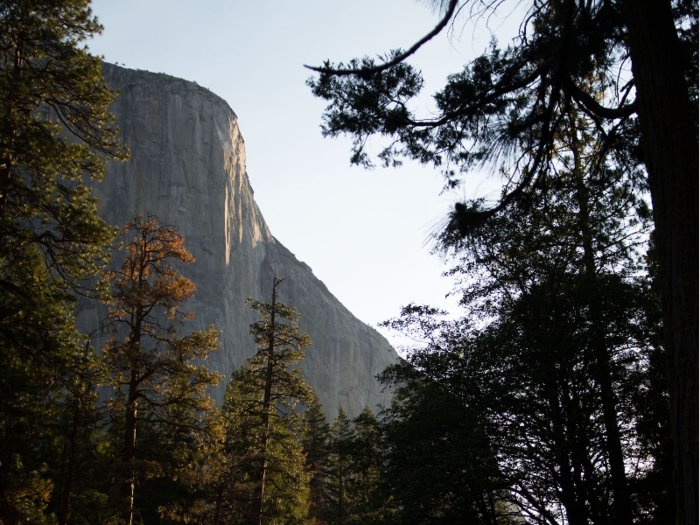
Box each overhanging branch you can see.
[304,0,460,77]
[566,78,637,119]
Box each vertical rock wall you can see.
[78,63,398,418]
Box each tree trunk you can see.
[546,375,587,525]
[251,277,282,525]
[621,2,699,524]
[339,469,345,525]
[571,120,632,525]
[120,374,138,525]
[57,398,81,525]
[250,359,273,525]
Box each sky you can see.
[86,0,522,350]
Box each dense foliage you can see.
[308,2,697,521]
[305,405,392,525]
[0,1,690,524]
[103,215,222,524]
[0,1,127,522]
[223,278,314,525]
[375,108,669,524]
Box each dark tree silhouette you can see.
[307,2,697,521]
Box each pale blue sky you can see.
[87,0,519,349]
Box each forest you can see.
[0,1,696,525]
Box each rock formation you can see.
[78,62,398,418]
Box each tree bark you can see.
[620,1,699,524]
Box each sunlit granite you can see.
[78,62,398,418]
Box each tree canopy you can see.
[307,1,697,521]
[239,277,314,525]
[103,215,221,524]
[0,2,127,521]
[379,108,667,523]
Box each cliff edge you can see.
[78,62,398,418]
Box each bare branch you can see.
[304,0,460,77]
[566,78,637,119]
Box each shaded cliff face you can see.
[79,62,397,418]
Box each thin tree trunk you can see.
[547,379,586,525]
[570,116,632,525]
[339,467,345,525]
[250,359,273,525]
[621,2,699,524]
[0,156,12,221]
[251,277,282,525]
[120,373,138,525]
[57,398,82,525]
[562,382,591,524]
[117,248,147,525]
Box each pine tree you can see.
[301,393,331,522]
[0,2,127,521]
[155,404,255,525]
[224,277,314,525]
[379,361,512,525]
[103,215,221,524]
[325,407,355,525]
[348,406,389,525]
[51,334,109,525]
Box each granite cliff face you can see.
[78,63,398,418]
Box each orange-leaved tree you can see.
[102,215,221,525]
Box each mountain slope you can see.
[78,62,397,418]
